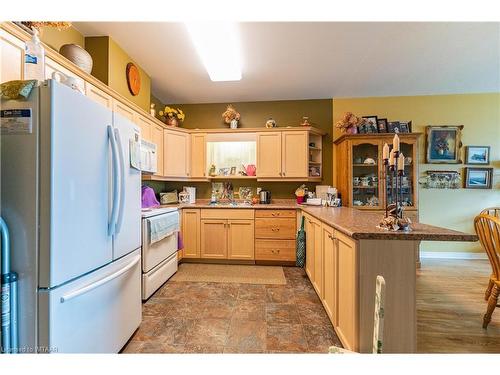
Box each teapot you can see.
[52,71,84,94]
[242,164,256,176]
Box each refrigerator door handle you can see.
[114,128,126,235]
[108,126,120,236]
[59,254,141,303]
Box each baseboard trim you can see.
[420,251,487,260]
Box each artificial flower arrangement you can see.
[159,106,185,126]
[222,104,241,126]
[335,112,364,134]
[21,21,72,31]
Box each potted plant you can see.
[159,106,185,127]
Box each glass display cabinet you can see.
[335,133,420,212]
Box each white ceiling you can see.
[73,22,500,104]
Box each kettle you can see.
[259,190,271,204]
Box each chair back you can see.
[481,207,500,219]
[474,214,500,281]
[372,275,386,354]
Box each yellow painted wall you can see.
[333,93,500,253]
[39,26,85,52]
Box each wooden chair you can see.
[329,275,386,353]
[474,213,500,329]
[481,207,500,219]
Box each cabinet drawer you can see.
[255,218,296,239]
[200,209,254,220]
[255,240,296,261]
[255,209,296,218]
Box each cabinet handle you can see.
[271,227,280,232]
[328,233,335,240]
[283,172,286,176]
[271,249,281,254]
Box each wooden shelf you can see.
[352,163,377,167]
[209,175,257,180]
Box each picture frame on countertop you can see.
[425,125,463,164]
[387,121,401,133]
[377,118,388,133]
[361,115,379,133]
[465,146,490,165]
[464,167,493,189]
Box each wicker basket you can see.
[59,44,93,74]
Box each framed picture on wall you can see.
[465,146,490,165]
[464,167,493,189]
[425,125,463,164]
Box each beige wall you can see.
[332,93,500,253]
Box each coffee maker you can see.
[259,190,271,204]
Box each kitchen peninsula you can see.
[157,201,477,353]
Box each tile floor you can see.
[121,266,342,353]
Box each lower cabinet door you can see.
[322,225,337,324]
[335,232,358,351]
[182,209,200,258]
[200,219,228,259]
[304,215,315,281]
[227,219,255,260]
[312,220,323,297]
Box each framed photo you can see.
[464,167,493,189]
[218,167,230,176]
[399,121,412,133]
[361,116,379,133]
[387,121,401,133]
[230,166,237,175]
[377,118,388,133]
[425,125,463,164]
[465,146,490,165]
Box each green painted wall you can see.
[39,26,85,52]
[145,99,334,200]
[84,36,152,111]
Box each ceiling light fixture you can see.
[185,22,242,82]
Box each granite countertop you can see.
[157,199,477,242]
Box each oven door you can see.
[142,214,179,273]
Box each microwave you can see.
[140,139,157,174]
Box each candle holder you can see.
[378,144,412,231]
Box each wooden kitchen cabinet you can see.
[335,230,358,351]
[164,129,190,178]
[200,219,228,259]
[322,224,337,324]
[191,133,207,178]
[85,83,113,109]
[282,131,308,178]
[182,209,200,258]
[134,114,153,142]
[0,28,24,82]
[227,219,255,260]
[256,132,282,178]
[304,213,322,293]
[151,124,164,176]
[113,99,136,122]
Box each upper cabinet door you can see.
[134,114,153,142]
[257,132,282,178]
[85,83,113,109]
[45,57,86,94]
[191,133,207,178]
[164,129,190,178]
[0,29,25,81]
[282,131,308,178]
[113,100,136,123]
[151,124,164,176]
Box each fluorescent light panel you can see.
[185,22,242,82]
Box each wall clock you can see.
[126,62,141,96]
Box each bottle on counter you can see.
[24,28,46,82]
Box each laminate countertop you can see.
[158,200,478,242]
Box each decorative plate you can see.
[126,62,141,96]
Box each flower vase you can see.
[230,119,238,129]
[346,126,358,135]
[165,117,179,127]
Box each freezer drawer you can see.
[142,231,178,272]
[38,249,142,353]
[142,253,178,300]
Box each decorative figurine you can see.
[208,164,217,177]
[150,103,156,117]
[265,118,276,128]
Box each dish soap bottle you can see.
[24,28,46,82]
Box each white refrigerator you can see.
[0,80,142,353]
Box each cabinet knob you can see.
[271,227,280,232]
[271,249,281,254]
[283,172,286,176]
